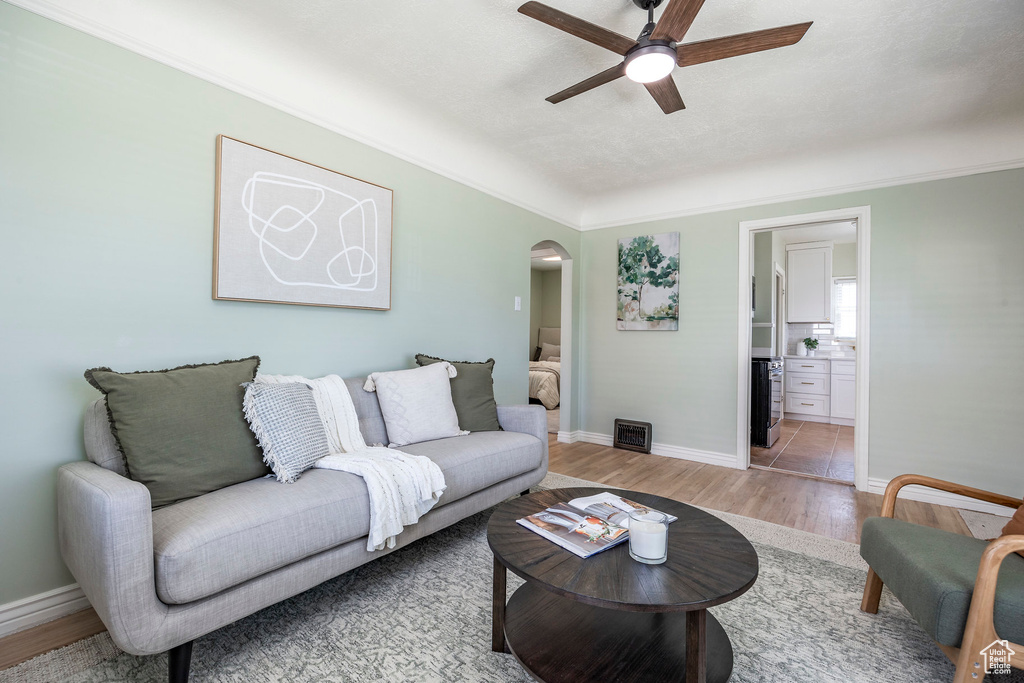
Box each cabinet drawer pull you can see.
[801,402,814,406]
[801,365,814,368]
[800,381,814,385]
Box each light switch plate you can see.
[514,296,521,311]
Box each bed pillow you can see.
[415,354,500,432]
[242,382,329,483]
[539,343,561,361]
[363,363,467,447]
[84,357,269,508]
[532,347,542,362]
[1000,506,1024,557]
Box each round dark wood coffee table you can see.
[487,488,758,683]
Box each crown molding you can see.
[579,154,1024,231]
[5,0,584,229]
[7,0,1024,234]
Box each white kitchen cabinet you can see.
[830,361,856,420]
[784,356,856,425]
[786,372,828,395]
[786,243,833,323]
[785,393,829,417]
[785,359,829,374]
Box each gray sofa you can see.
[58,377,548,681]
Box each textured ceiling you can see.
[19,0,1024,227]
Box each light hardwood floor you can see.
[549,436,970,544]
[0,436,972,671]
[0,607,105,670]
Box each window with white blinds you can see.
[833,278,857,339]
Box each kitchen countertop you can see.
[783,354,856,361]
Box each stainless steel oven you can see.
[751,357,784,448]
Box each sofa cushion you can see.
[84,357,269,508]
[153,431,544,604]
[400,431,543,507]
[345,377,389,445]
[242,382,329,483]
[364,363,465,447]
[153,468,370,604]
[415,354,500,432]
[860,517,1024,646]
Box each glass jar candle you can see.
[628,509,668,565]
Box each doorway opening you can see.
[529,241,573,439]
[738,207,871,490]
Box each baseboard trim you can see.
[867,478,1016,517]
[556,430,580,444]
[0,584,90,638]
[578,432,739,469]
[578,431,613,446]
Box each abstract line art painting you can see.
[214,136,393,310]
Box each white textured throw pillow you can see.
[363,363,468,447]
[242,382,330,483]
[539,343,561,361]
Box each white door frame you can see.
[530,240,574,442]
[772,263,786,357]
[557,258,573,441]
[736,206,871,490]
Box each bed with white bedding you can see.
[529,327,560,409]
[529,360,560,409]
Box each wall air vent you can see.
[613,419,652,454]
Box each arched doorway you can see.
[529,241,572,439]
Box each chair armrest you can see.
[57,461,168,655]
[496,404,549,472]
[879,474,1022,518]
[955,535,1024,673]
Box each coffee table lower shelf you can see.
[504,583,734,683]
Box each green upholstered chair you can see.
[859,474,1024,683]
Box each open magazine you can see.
[516,492,678,558]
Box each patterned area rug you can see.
[960,508,1012,540]
[4,473,1020,682]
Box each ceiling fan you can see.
[518,0,812,114]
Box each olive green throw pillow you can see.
[84,357,269,508]
[414,354,500,432]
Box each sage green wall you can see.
[541,269,562,329]
[751,232,773,348]
[833,242,858,277]
[0,4,580,605]
[581,168,1024,498]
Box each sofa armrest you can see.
[496,404,549,472]
[58,461,169,655]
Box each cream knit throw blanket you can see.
[256,373,446,551]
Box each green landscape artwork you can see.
[617,233,679,331]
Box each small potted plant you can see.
[803,337,820,357]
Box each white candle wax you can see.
[628,512,667,564]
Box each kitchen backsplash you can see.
[787,323,855,356]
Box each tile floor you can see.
[750,419,854,482]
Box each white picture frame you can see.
[214,135,393,310]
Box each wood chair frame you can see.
[860,474,1024,683]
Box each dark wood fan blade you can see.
[677,22,813,67]
[644,75,685,114]
[650,0,707,43]
[547,63,627,104]
[519,2,637,55]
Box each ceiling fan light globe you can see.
[625,46,676,83]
